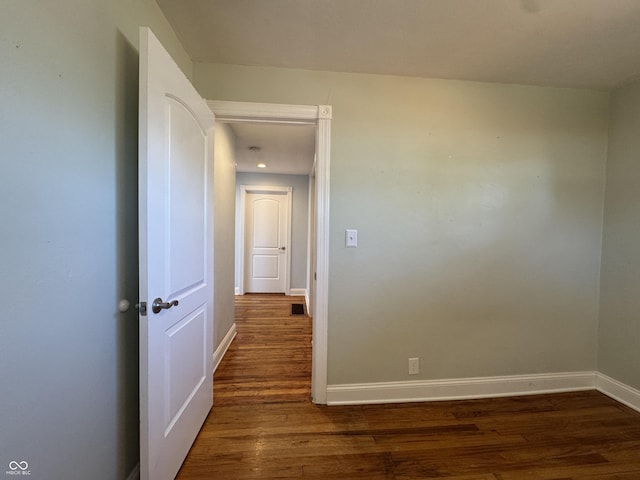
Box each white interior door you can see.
[244,188,291,293]
[138,27,214,480]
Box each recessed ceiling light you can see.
[256,163,267,168]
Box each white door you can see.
[138,27,214,480]
[244,188,291,293]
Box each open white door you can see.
[139,27,214,480]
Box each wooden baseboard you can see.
[326,372,596,405]
[596,372,640,413]
[213,323,237,374]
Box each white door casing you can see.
[306,174,316,317]
[241,186,292,294]
[208,101,331,404]
[139,28,214,480]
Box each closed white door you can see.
[245,189,291,293]
[138,27,214,480]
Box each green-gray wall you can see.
[194,63,609,385]
[0,0,191,478]
[235,173,310,292]
[213,123,237,351]
[598,79,640,391]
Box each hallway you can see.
[212,294,312,405]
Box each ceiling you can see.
[158,0,640,90]
[230,123,316,175]
[157,0,640,175]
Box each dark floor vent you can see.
[291,304,305,315]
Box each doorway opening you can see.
[208,101,331,404]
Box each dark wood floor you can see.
[177,294,640,479]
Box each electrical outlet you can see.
[408,357,420,375]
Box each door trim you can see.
[207,100,331,404]
[238,185,293,295]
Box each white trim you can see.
[238,185,293,295]
[326,372,596,405]
[312,106,331,404]
[234,286,241,295]
[277,186,293,293]
[236,186,246,295]
[304,289,311,317]
[305,173,315,316]
[212,323,237,374]
[208,100,331,405]
[126,463,140,480]
[208,101,319,124]
[240,185,292,194]
[596,372,640,413]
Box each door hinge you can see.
[136,302,147,316]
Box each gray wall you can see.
[0,1,191,478]
[213,123,237,350]
[598,79,640,391]
[236,173,310,292]
[195,63,609,385]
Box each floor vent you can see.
[291,304,305,315]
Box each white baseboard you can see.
[326,371,596,406]
[126,463,140,480]
[236,287,306,296]
[304,291,311,318]
[213,323,237,374]
[596,372,640,413]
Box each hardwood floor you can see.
[177,294,640,479]
[213,294,312,405]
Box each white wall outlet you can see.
[408,357,420,375]
[345,229,358,247]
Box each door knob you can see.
[152,297,179,314]
[118,299,131,313]
[279,246,286,251]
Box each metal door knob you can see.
[279,246,286,251]
[152,297,179,314]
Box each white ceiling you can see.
[158,0,640,90]
[157,0,640,175]
[230,122,316,175]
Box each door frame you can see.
[207,100,331,404]
[238,185,293,295]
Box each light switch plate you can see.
[346,229,358,247]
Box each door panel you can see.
[253,198,280,246]
[165,307,207,428]
[139,27,214,480]
[167,97,207,292]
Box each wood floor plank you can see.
[176,294,640,479]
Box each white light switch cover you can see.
[346,229,358,247]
